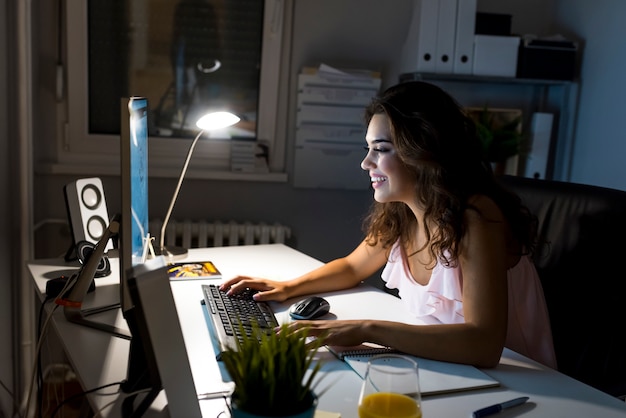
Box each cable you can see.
[0,378,20,418]
[36,295,53,418]
[93,387,153,418]
[214,394,230,417]
[21,299,60,418]
[20,276,75,418]
[49,381,123,418]
[93,397,118,417]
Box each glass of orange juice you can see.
[358,354,422,418]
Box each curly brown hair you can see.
[362,81,536,267]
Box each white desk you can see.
[29,244,626,417]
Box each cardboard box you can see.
[472,35,520,77]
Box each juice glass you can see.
[358,354,422,418]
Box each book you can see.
[167,261,221,281]
[327,343,500,396]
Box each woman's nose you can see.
[361,152,373,171]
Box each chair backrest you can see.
[500,175,626,397]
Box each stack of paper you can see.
[294,64,382,190]
[230,139,256,173]
[230,139,269,173]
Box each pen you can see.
[197,389,233,401]
[472,396,529,418]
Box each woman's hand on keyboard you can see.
[220,275,292,302]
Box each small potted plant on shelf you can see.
[221,323,324,418]
[469,106,524,175]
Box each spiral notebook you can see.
[327,343,500,396]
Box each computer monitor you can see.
[119,96,160,407]
[120,96,151,316]
[125,258,203,418]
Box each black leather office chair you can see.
[500,175,626,398]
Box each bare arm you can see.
[292,197,510,368]
[220,239,389,302]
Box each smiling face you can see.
[361,114,416,204]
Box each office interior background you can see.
[2,0,625,414]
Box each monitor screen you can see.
[120,96,161,399]
[120,96,150,314]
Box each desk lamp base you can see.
[157,246,188,260]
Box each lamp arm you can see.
[159,130,204,250]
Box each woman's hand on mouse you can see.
[283,319,369,347]
[219,275,292,302]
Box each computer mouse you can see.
[289,296,330,320]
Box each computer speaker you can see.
[64,177,114,253]
[46,240,111,297]
[76,240,111,277]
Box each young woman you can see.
[220,81,556,369]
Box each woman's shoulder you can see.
[465,193,522,260]
[466,194,506,221]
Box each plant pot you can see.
[230,392,318,418]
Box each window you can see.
[60,0,288,179]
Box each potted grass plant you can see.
[220,323,324,418]
[469,106,524,175]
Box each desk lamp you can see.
[159,111,240,258]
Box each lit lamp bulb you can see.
[196,111,241,131]
[159,111,240,258]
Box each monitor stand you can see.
[55,215,131,339]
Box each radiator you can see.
[150,219,292,248]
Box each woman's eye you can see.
[363,146,390,153]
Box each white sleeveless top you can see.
[381,242,557,368]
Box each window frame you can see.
[56,0,289,181]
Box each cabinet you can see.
[399,72,579,181]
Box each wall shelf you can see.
[401,72,574,86]
[399,72,579,181]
